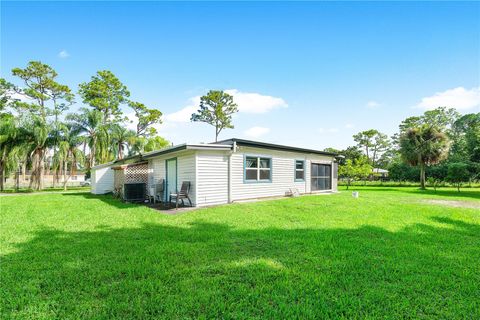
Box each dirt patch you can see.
[423,199,480,209]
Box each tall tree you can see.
[453,113,480,163]
[324,146,363,166]
[67,108,109,168]
[353,129,389,167]
[24,116,50,190]
[110,124,136,160]
[0,114,19,190]
[399,107,459,134]
[128,101,162,137]
[144,136,170,152]
[191,90,238,142]
[55,125,85,190]
[0,80,21,190]
[422,107,460,133]
[50,82,74,187]
[78,70,130,124]
[127,135,170,155]
[399,126,450,189]
[12,61,72,190]
[0,78,18,113]
[397,107,459,156]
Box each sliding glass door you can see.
[311,163,331,191]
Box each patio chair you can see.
[169,181,192,209]
[148,179,165,204]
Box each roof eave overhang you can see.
[221,138,337,157]
[142,144,232,160]
[111,161,148,170]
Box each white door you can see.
[166,158,177,200]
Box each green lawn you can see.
[1,187,479,319]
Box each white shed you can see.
[90,162,115,194]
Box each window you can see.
[295,160,305,181]
[245,156,271,182]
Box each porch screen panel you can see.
[311,163,332,191]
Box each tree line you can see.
[330,107,480,191]
[0,61,170,191]
[2,61,477,192]
[0,60,240,191]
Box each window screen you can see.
[295,160,305,181]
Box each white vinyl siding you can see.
[196,152,229,207]
[91,165,114,194]
[230,146,334,201]
[145,145,336,207]
[148,151,196,205]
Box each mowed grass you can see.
[1,187,479,319]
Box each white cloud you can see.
[224,89,287,114]
[58,50,70,58]
[345,123,355,129]
[318,127,339,133]
[244,126,270,138]
[11,92,32,103]
[124,112,138,131]
[163,89,288,123]
[164,105,198,123]
[416,87,480,110]
[366,101,380,109]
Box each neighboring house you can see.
[91,138,339,207]
[372,168,389,179]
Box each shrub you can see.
[446,162,470,192]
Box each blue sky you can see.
[1,1,479,149]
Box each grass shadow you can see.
[62,192,195,212]
[405,188,480,200]
[1,218,479,318]
[60,192,141,209]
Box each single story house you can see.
[91,138,339,207]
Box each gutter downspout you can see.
[228,141,237,203]
[305,156,308,194]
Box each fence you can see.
[3,174,86,189]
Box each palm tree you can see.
[110,124,136,159]
[55,125,85,190]
[0,114,25,191]
[144,136,170,152]
[67,108,108,169]
[128,136,147,156]
[50,122,69,187]
[16,115,50,190]
[0,114,14,190]
[128,135,170,156]
[399,126,450,189]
